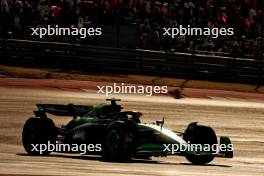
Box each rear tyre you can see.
[183,122,217,165]
[102,122,136,161]
[22,117,57,155]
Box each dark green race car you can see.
[22,99,233,164]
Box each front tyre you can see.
[22,117,57,155]
[183,122,217,165]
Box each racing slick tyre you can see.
[22,117,57,155]
[102,121,136,161]
[183,122,217,165]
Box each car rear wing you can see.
[34,104,93,117]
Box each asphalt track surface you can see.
[0,80,264,176]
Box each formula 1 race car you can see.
[22,99,233,164]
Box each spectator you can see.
[182,0,195,25]
[0,0,10,37]
[37,0,50,23]
[13,1,23,37]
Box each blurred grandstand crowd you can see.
[137,0,263,58]
[0,0,136,42]
[0,0,263,58]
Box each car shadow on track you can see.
[179,163,232,167]
[16,153,232,168]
